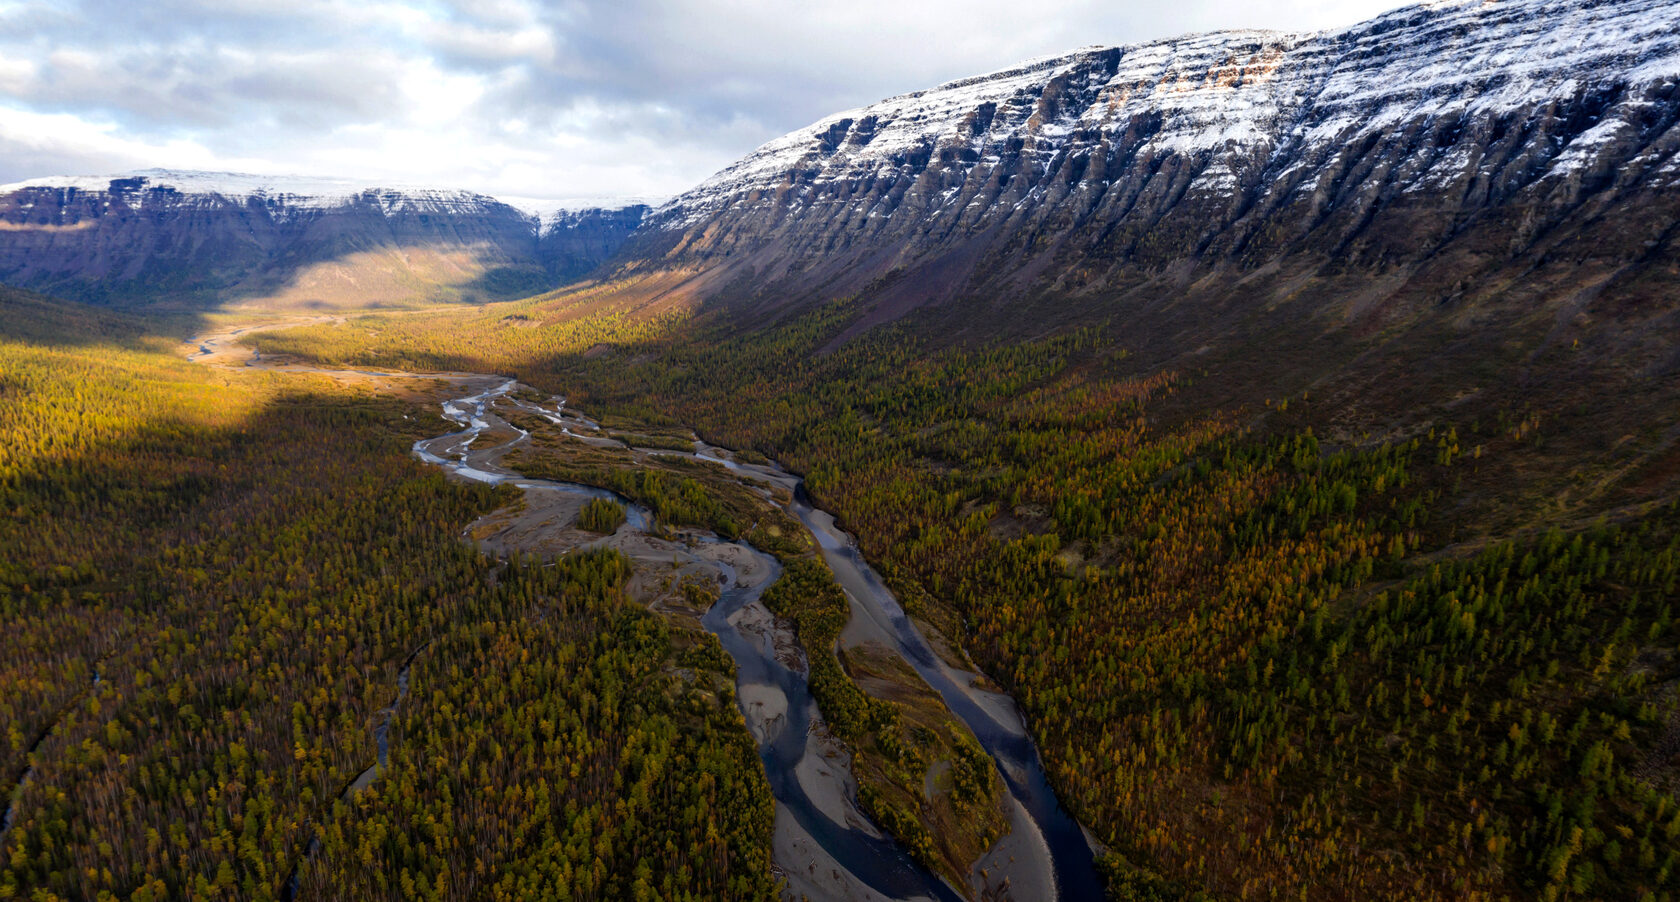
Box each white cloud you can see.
[0,104,262,174]
[0,58,34,94]
[0,0,1415,203]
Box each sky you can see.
[0,0,1415,206]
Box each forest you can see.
[503,419,1009,886]
[249,282,1680,901]
[0,290,778,901]
[3,259,1677,900]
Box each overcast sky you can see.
[0,0,1414,204]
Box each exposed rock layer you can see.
[618,0,1680,377]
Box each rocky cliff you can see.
[540,206,653,285]
[622,0,1680,372]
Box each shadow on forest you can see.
[0,283,191,349]
[0,301,779,900]
[0,326,527,897]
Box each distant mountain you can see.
[537,206,653,287]
[618,0,1679,376]
[0,170,652,309]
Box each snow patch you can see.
[654,0,1680,227]
[0,169,660,230]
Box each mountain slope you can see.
[620,0,1680,363]
[165,3,1680,897]
[0,170,650,310]
[539,206,653,284]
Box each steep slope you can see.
[211,3,1680,890]
[539,205,653,284]
[621,0,1680,367]
[0,170,649,310]
[27,2,1674,898]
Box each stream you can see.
[183,326,1102,901]
[409,378,1102,900]
[281,645,428,902]
[1,665,107,852]
[408,380,969,901]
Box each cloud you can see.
[0,104,248,178]
[0,0,1414,202]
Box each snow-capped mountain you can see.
[0,170,650,308]
[625,0,1680,339]
[3,170,520,218]
[6,0,1677,329]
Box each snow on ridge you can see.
[499,194,665,224]
[923,45,1121,95]
[658,0,1680,225]
[0,169,499,206]
[0,169,666,231]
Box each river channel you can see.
[409,377,1103,901]
[186,326,1102,901]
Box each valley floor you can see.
[6,280,1679,902]
[243,286,1680,902]
[185,318,1087,901]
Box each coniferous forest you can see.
[3,4,1679,896]
[0,291,776,901]
[239,283,1680,901]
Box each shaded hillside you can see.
[612,0,1679,387]
[540,205,653,284]
[237,4,1680,895]
[6,0,1680,897]
[0,170,648,310]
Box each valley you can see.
[234,261,1680,900]
[0,171,653,311]
[0,295,780,901]
[3,0,1680,899]
[185,318,1097,900]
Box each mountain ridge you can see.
[0,169,654,308]
[0,168,662,232]
[617,0,1679,350]
[5,3,1675,899]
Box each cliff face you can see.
[540,206,653,285]
[622,0,1680,362]
[0,171,647,309]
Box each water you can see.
[703,553,967,902]
[410,379,964,900]
[694,444,1105,896]
[794,492,1105,899]
[241,362,1099,902]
